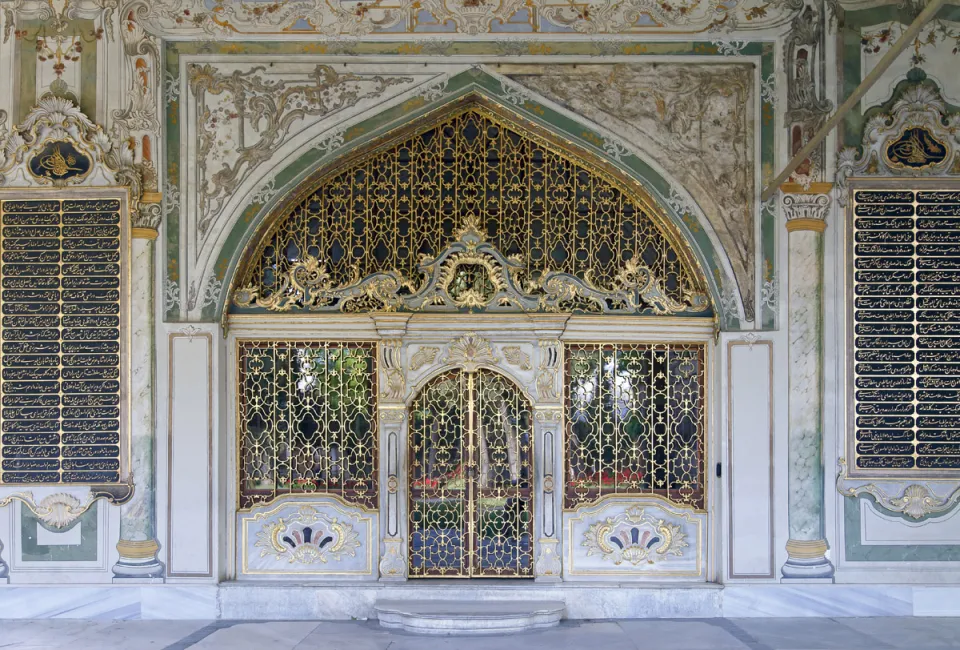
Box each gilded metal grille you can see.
[233,106,707,314]
[564,343,706,510]
[237,340,378,510]
[408,368,533,577]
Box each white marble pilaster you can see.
[781,187,834,580]
[114,215,164,580]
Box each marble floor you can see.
[1,617,960,650]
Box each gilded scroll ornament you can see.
[409,347,440,372]
[0,493,82,529]
[502,346,533,371]
[837,459,960,519]
[582,506,688,566]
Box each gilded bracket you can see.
[837,458,960,520]
[0,481,134,530]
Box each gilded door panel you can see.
[408,368,533,578]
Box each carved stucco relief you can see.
[179,61,444,311]
[123,0,800,38]
[508,64,756,318]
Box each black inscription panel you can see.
[853,188,960,473]
[0,198,123,484]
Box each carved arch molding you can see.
[229,102,712,318]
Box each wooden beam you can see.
[761,0,948,202]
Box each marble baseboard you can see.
[141,586,218,620]
[913,587,960,616]
[721,585,913,617]
[1,584,959,619]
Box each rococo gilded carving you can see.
[0,488,133,529]
[408,346,439,372]
[234,215,709,317]
[837,459,960,520]
[837,80,960,204]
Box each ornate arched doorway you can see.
[228,98,714,583]
[408,368,534,578]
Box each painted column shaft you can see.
[113,234,165,580]
[782,190,834,580]
[787,228,824,540]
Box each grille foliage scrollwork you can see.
[232,107,709,317]
[237,340,378,510]
[564,343,706,510]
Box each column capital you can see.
[782,192,830,233]
[132,201,162,239]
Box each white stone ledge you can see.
[0,583,958,619]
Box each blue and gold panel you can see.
[884,128,948,170]
[0,196,124,484]
[851,188,960,475]
[27,142,92,184]
[237,496,378,579]
[564,497,705,580]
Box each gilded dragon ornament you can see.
[234,215,709,316]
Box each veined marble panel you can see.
[860,500,960,546]
[722,585,913,617]
[563,497,706,580]
[237,497,378,579]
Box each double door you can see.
[407,368,534,577]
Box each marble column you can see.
[0,537,9,583]
[781,184,834,580]
[113,202,165,581]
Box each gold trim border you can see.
[785,218,827,233]
[780,182,834,195]
[132,227,159,240]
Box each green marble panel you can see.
[19,501,99,563]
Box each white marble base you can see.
[1,583,959,619]
[374,599,564,635]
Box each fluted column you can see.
[781,183,834,580]
[113,201,165,580]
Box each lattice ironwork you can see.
[564,343,706,510]
[236,340,378,510]
[232,105,709,316]
[408,368,533,577]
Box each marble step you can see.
[374,599,565,635]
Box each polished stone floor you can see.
[2,617,960,650]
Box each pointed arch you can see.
[225,95,714,320]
